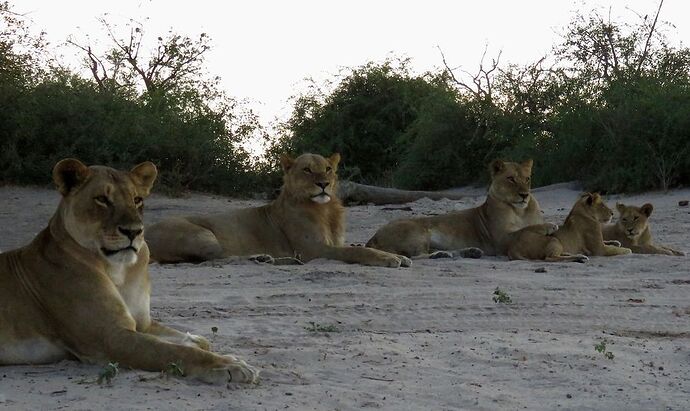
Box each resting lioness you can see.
[146,153,411,268]
[508,193,632,262]
[0,159,258,384]
[366,159,544,258]
[602,202,685,256]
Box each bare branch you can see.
[637,0,664,73]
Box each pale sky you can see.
[16,0,688,126]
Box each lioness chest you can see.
[108,263,151,330]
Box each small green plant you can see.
[97,362,119,385]
[164,362,185,378]
[211,326,218,336]
[594,339,615,360]
[305,321,340,333]
[492,287,512,304]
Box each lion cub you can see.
[508,193,632,262]
[602,203,685,256]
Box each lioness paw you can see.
[459,247,483,259]
[574,254,589,263]
[429,251,453,259]
[604,240,622,247]
[397,255,412,267]
[199,357,260,385]
[272,256,304,265]
[620,247,633,255]
[183,332,210,351]
[249,254,275,264]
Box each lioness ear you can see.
[616,202,626,213]
[640,203,653,217]
[521,159,534,173]
[490,159,505,176]
[53,158,90,196]
[280,154,294,173]
[328,153,341,169]
[582,192,594,206]
[130,162,158,196]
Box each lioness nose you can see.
[519,192,529,200]
[119,226,143,240]
[316,182,329,189]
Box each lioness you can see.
[146,153,411,268]
[0,159,258,384]
[602,202,685,256]
[508,193,632,262]
[366,159,544,258]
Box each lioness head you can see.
[614,202,652,240]
[280,153,340,204]
[576,192,614,223]
[488,159,533,209]
[53,158,157,267]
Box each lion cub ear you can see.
[328,153,341,169]
[489,159,505,176]
[280,154,294,172]
[521,159,534,173]
[616,202,626,214]
[53,158,90,196]
[640,203,653,217]
[130,162,158,196]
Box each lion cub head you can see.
[280,153,340,204]
[53,158,157,267]
[614,202,653,240]
[488,159,534,209]
[574,193,614,223]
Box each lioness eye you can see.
[303,167,312,174]
[633,216,638,221]
[508,176,516,183]
[134,196,143,206]
[94,195,110,206]
[326,166,332,172]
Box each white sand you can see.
[1,184,689,410]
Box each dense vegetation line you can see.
[1,1,688,195]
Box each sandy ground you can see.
[1,183,689,410]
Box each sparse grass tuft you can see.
[594,339,615,360]
[305,321,340,333]
[492,287,512,304]
[97,362,119,385]
[164,362,185,378]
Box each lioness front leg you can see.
[317,246,412,268]
[428,247,484,259]
[602,244,632,256]
[518,222,558,236]
[146,321,210,351]
[99,329,259,384]
[661,246,685,256]
[630,244,685,256]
